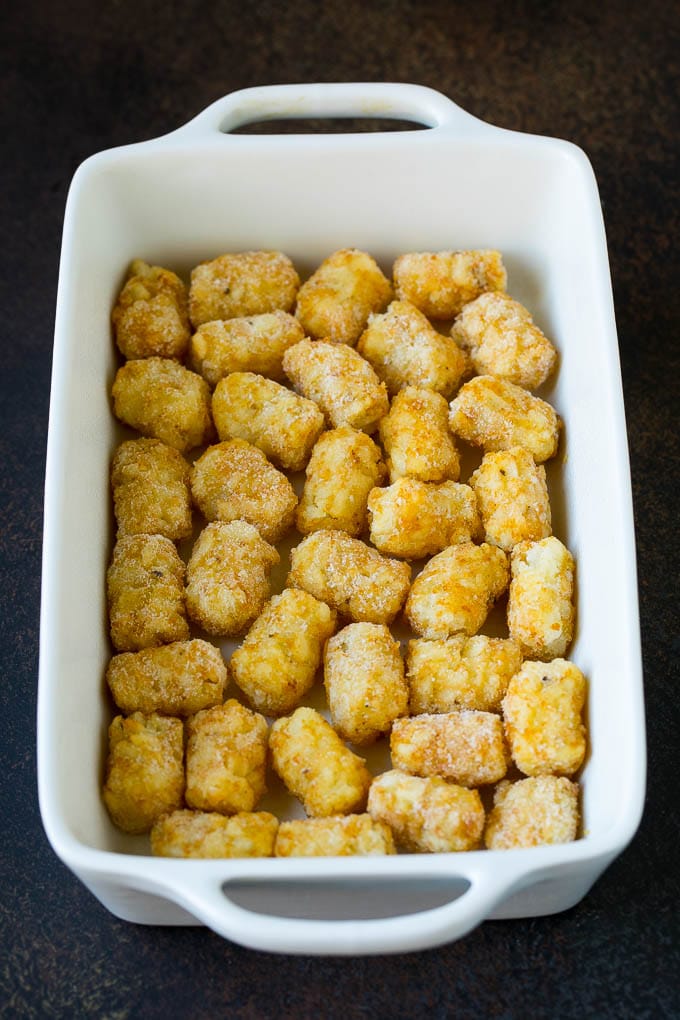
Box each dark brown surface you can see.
[1,1,679,1016]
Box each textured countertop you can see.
[1,1,678,1016]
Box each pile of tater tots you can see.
[103,247,585,859]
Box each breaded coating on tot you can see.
[189,311,305,385]
[367,478,481,559]
[189,439,297,543]
[357,300,469,398]
[102,712,184,834]
[112,260,190,361]
[151,810,279,858]
[323,623,408,746]
[111,438,192,541]
[185,700,268,814]
[507,536,575,660]
[391,711,510,787]
[392,250,507,320]
[406,635,523,715]
[368,771,485,853]
[106,639,228,716]
[378,386,460,484]
[185,521,279,637]
[106,534,188,651]
[212,372,324,472]
[502,658,587,777]
[296,427,386,537]
[295,248,392,345]
[448,375,560,463]
[112,357,213,453]
[189,250,300,327]
[269,707,372,817]
[469,446,551,552]
[484,776,580,850]
[230,588,337,717]
[404,541,509,639]
[275,814,395,857]
[283,339,389,434]
[287,530,411,625]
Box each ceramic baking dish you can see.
[39,83,645,955]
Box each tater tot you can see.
[296,427,385,536]
[283,339,389,434]
[323,623,408,745]
[404,541,509,639]
[451,292,557,390]
[185,700,268,814]
[484,776,580,849]
[230,589,337,717]
[407,635,523,714]
[392,250,507,320]
[368,770,485,853]
[378,386,460,484]
[189,311,305,385]
[106,534,188,651]
[102,712,184,833]
[287,530,411,625]
[106,639,227,716]
[356,300,468,398]
[111,438,192,541]
[212,372,324,472]
[112,260,190,361]
[189,250,300,326]
[391,711,509,787]
[275,814,395,857]
[448,375,560,462]
[111,357,213,453]
[189,439,297,543]
[269,707,372,817]
[469,446,551,552]
[367,478,481,559]
[507,537,575,659]
[295,248,392,345]
[151,810,279,858]
[502,658,587,777]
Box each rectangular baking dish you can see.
[39,82,645,955]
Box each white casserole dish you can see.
[39,82,645,955]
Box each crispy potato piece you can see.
[212,372,324,472]
[186,521,279,637]
[295,248,392,345]
[469,446,551,552]
[111,438,192,541]
[189,251,300,327]
[502,658,587,777]
[230,589,337,717]
[484,776,580,849]
[357,300,468,398]
[185,700,268,814]
[106,639,227,716]
[378,386,460,484]
[106,534,188,651]
[189,311,305,385]
[287,530,411,625]
[392,250,507,319]
[406,635,523,714]
[448,375,560,462]
[367,478,481,559]
[151,809,279,858]
[269,707,372,817]
[283,339,389,434]
[367,770,485,852]
[112,260,190,361]
[451,292,557,390]
[102,712,184,834]
[507,537,575,659]
[190,439,297,543]
[112,357,213,453]
[391,710,509,787]
[275,815,395,857]
[323,623,408,745]
[404,541,509,639]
